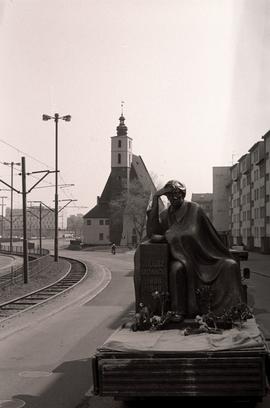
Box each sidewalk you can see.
[243,251,270,339]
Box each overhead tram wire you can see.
[0,139,75,198]
[0,139,54,170]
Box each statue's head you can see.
[164,180,186,209]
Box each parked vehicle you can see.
[230,245,249,261]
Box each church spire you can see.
[116,101,128,136]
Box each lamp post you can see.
[42,113,71,262]
[3,162,21,252]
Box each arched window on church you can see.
[118,153,121,164]
[118,140,121,148]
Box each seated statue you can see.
[139,179,245,323]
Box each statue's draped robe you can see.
[147,200,245,317]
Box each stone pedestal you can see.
[134,242,169,314]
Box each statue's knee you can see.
[225,258,239,270]
[170,260,185,277]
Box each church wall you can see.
[83,218,110,245]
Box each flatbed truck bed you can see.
[92,322,270,405]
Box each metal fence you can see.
[0,246,52,289]
[0,244,49,257]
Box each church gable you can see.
[130,154,156,194]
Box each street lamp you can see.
[42,113,71,261]
[4,162,21,252]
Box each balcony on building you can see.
[249,141,265,165]
[239,153,251,174]
[231,162,239,181]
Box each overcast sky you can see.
[1,0,270,223]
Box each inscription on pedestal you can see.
[134,242,169,314]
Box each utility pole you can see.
[30,201,54,256]
[0,157,55,284]
[3,162,20,252]
[21,157,28,284]
[39,203,42,254]
[0,196,7,238]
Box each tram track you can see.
[0,257,87,323]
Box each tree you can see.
[66,214,84,237]
[125,179,151,242]
[110,179,152,244]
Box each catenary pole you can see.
[21,156,29,284]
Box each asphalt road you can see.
[0,246,135,408]
[0,245,269,408]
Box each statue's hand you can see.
[150,234,167,243]
[155,185,172,197]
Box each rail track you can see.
[0,257,87,322]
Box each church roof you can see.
[130,154,156,194]
[83,202,110,219]
[83,154,157,219]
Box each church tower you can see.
[110,111,133,198]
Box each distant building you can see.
[212,167,231,233]
[4,206,54,238]
[83,113,157,246]
[191,193,213,221]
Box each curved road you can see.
[0,247,135,408]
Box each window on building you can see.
[105,219,110,225]
[118,153,121,164]
[99,233,104,241]
[260,207,265,218]
[260,186,265,198]
[260,164,265,178]
[266,173,270,181]
[118,140,121,148]
[99,219,104,225]
[87,219,91,225]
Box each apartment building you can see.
[4,205,55,239]
[229,130,270,252]
[212,167,231,234]
[191,193,213,221]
